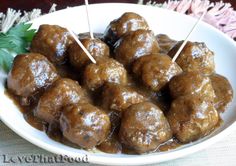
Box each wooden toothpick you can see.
[85,0,94,39]
[67,28,96,63]
[172,11,207,62]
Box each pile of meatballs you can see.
[7,12,233,154]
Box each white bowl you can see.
[1,3,236,165]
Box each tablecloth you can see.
[1,120,236,166]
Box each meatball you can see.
[104,12,149,46]
[83,58,127,91]
[156,34,177,54]
[35,78,90,124]
[210,74,233,112]
[168,41,215,75]
[133,54,182,91]
[60,103,111,149]
[68,38,110,70]
[114,30,160,67]
[169,71,215,100]
[102,83,145,111]
[167,95,219,143]
[30,24,74,64]
[7,53,59,105]
[119,102,172,154]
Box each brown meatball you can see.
[167,95,219,143]
[156,34,177,54]
[114,29,160,67]
[210,74,233,112]
[104,12,149,46]
[168,41,215,75]
[30,24,74,64]
[119,102,172,154]
[83,58,127,91]
[68,38,110,70]
[102,83,145,111]
[133,54,182,91]
[169,71,215,100]
[7,53,59,104]
[35,78,90,123]
[60,103,111,149]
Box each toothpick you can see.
[67,28,96,63]
[85,0,94,39]
[172,11,207,62]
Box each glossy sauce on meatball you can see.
[102,83,145,111]
[30,24,74,64]
[7,53,59,105]
[168,41,215,75]
[83,58,127,91]
[167,95,219,143]
[114,30,160,67]
[119,102,172,154]
[104,12,149,46]
[156,34,177,54]
[35,78,90,124]
[210,74,233,112]
[68,38,110,70]
[133,54,182,91]
[60,103,111,149]
[169,71,215,100]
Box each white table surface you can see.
[1,121,236,166]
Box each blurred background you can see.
[0,0,235,12]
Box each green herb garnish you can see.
[0,23,36,72]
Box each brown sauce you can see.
[126,73,171,112]
[5,62,175,154]
[55,63,80,81]
[5,91,45,131]
[24,111,45,131]
[97,133,122,154]
[120,139,181,154]
[158,139,182,152]
[4,33,225,155]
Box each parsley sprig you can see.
[0,23,36,72]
